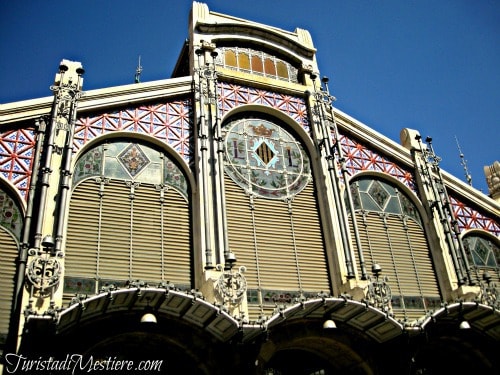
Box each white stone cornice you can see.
[0,76,193,125]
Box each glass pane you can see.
[385,196,401,214]
[276,61,289,79]
[360,192,380,211]
[357,179,371,191]
[264,58,276,76]
[104,157,127,179]
[139,162,162,184]
[252,55,263,73]
[350,184,361,210]
[238,52,250,70]
[225,50,237,67]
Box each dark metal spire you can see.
[455,136,472,186]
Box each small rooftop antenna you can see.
[134,55,142,83]
[455,135,472,186]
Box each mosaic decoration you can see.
[224,118,311,199]
[218,82,310,133]
[339,133,417,193]
[0,190,23,239]
[451,196,500,235]
[118,143,151,178]
[63,277,96,295]
[73,144,104,181]
[0,129,36,198]
[74,99,193,164]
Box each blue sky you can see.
[1,0,498,194]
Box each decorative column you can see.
[24,60,84,315]
[309,74,358,280]
[194,42,216,270]
[401,129,473,297]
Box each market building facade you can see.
[0,2,498,374]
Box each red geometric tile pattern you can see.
[450,196,500,235]
[339,133,417,193]
[0,128,36,199]
[74,99,193,163]
[218,82,310,132]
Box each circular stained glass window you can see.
[223,118,311,199]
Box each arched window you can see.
[223,116,330,320]
[463,233,499,286]
[217,47,299,83]
[63,140,191,303]
[348,176,441,321]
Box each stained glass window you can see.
[349,176,421,226]
[463,235,499,268]
[73,141,188,199]
[217,47,298,83]
[238,52,250,70]
[223,118,310,199]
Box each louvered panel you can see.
[349,216,372,275]
[247,304,275,322]
[225,177,261,289]
[362,213,404,298]
[292,184,330,292]
[0,230,18,339]
[386,216,422,295]
[253,198,299,290]
[162,189,191,285]
[66,180,101,277]
[406,221,440,296]
[99,181,132,280]
[131,184,163,281]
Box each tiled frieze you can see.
[218,82,310,133]
[450,195,500,235]
[339,133,417,193]
[74,99,193,164]
[0,128,36,198]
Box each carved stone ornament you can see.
[484,161,500,200]
[365,274,392,314]
[26,254,62,297]
[216,266,247,305]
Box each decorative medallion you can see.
[369,180,389,209]
[216,266,248,305]
[118,143,150,177]
[26,255,62,297]
[224,118,311,199]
